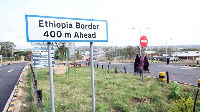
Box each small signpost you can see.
[140,35,148,82]
[31,43,55,68]
[68,42,76,81]
[26,15,108,112]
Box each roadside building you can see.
[172,51,200,61]
[81,51,106,61]
[81,51,90,60]
[144,51,156,58]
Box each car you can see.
[70,62,81,67]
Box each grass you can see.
[27,66,200,112]
[20,70,38,112]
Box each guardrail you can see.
[30,64,44,112]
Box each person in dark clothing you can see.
[88,58,90,66]
[167,57,170,65]
[144,56,150,73]
[134,54,140,73]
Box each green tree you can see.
[0,41,16,57]
[182,48,199,51]
[55,42,68,61]
[75,50,80,60]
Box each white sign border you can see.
[25,15,108,42]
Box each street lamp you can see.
[132,28,148,56]
[166,39,172,56]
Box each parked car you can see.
[70,62,81,67]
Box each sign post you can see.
[140,35,148,82]
[48,42,55,112]
[26,15,108,112]
[90,42,95,112]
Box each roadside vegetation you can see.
[26,66,200,111]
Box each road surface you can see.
[79,61,200,86]
[0,62,27,111]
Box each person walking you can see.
[139,56,143,76]
[134,54,140,73]
[88,58,90,66]
[166,57,170,65]
[144,56,150,73]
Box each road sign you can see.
[32,43,55,68]
[26,15,108,112]
[25,15,108,42]
[140,35,148,47]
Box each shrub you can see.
[169,97,194,112]
[96,104,107,112]
[114,65,119,73]
[169,81,182,99]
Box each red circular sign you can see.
[140,35,148,47]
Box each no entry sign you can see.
[140,35,148,47]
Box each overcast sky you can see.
[0,0,200,49]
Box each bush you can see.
[169,81,182,99]
[96,104,107,112]
[169,97,194,112]
[114,65,119,73]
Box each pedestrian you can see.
[139,56,142,76]
[167,57,170,65]
[88,58,90,66]
[134,54,140,73]
[144,56,150,73]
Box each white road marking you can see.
[179,67,198,70]
[8,69,13,72]
[159,64,197,70]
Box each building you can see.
[81,51,106,61]
[172,51,200,61]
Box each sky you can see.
[0,0,200,49]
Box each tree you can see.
[75,50,80,60]
[182,48,199,51]
[14,51,31,61]
[55,42,68,61]
[0,41,16,57]
[156,47,174,56]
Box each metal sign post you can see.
[141,47,144,82]
[140,36,148,82]
[68,49,70,77]
[48,42,55,112]
[74,43,76,81]
[90,42,95,112]
[35,68,37,77]
[66,49,68,77]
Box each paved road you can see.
[79,61,200,86]
[0,62,28,111]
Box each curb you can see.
[182,65,200,67]
[142,75,198,87]
[3,65,27,112]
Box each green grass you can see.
[27,66,200,112]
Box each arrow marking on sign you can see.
[141,40,148,43]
